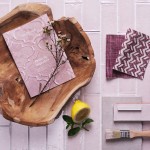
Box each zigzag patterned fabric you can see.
[113,29,150,79]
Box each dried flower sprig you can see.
[29,21,71,107]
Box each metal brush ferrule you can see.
[120,130,130,138]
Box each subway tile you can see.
[28,0,47,2]
[47,114,64,150]
[47,0,64,20]
[30,126,47,150]
[0,115,10,125]
[0,4,9,17]
[83,66,100,94]
[137,65,150,102]
[63,91,84,150]
[119,78,136,94]
[83,32,100,94]
[101,0,116,4]
[142,122,150,150]
[118,93,136,97]
[118,0,135,33]
[0,0,10,3]
[11,123,28,150]
[82,0,100,31]
[101,4,117,65]
[83,94,101,150]
[11,0,28,9]
[65,0,82,2]
[86,32,100,66]
[65,3,82,24]
[136,4,150,35]
[101,65,119,95]
[0,127,10,150]
[136,0,150,2]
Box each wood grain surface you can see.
[0,3,96,126]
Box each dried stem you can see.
[29,22,70,107]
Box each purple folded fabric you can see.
[106,35,133,79]
[113,29,150,80]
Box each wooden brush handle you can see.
[131,130,150,138]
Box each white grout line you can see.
[0,125,10,127]
[116,0,120,96]
[9,122,12,150]
[99,1,103,149]
[28,126,30,150]
[101,0,116,4]
[80,91,85,150]
[0,2,11,4]
[134,0,138,96]
[63,0,65,17]
[136,1,150,4]
[46,125,48,150]
[101,2,116,5]
[135,0,137,29]
[80,0,83,29]
[84,30,100,32]
[65,2,82,4]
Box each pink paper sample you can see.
[113,29,150,80]
[102,97,142,150]
[3,14,75,97]
[106,35,133,79]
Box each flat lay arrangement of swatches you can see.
[104,28,150,150]
[1,1,150,150]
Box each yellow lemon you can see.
[71,100,90,123]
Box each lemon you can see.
[71,100,90,123]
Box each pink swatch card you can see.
[3,14,75,98]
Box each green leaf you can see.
[82,118,94,127]
[66,124,70,129]
[63,115,74,124]
[68,127,80,136]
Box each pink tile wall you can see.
[101,4,117,65]
[0,4,10,17]
[118,0,135,33]
[11,123,28,150]
[82,0,100,31]
[65,3,82,24]
[0,127,10,150]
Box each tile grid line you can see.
[9,122,12,150]
[65,2,82,4]
[46,125,48,150]
[9,1,12,150]
[134,0,138,97]
[116,0,120,96]
[63,3,67,150]
[80,2,85,150]
[99,1,102,150]
[28,126,30,150]
[46,2,48,150]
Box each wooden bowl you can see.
[0,3,96,126]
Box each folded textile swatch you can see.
[113,28,150,79]
[106,35,133,79]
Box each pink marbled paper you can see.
[3,14,75,98]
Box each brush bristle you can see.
[105,129,130,140]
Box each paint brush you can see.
[105,129,150,140]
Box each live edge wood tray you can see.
[0,3,96,126]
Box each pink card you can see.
[3,14,75,98]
